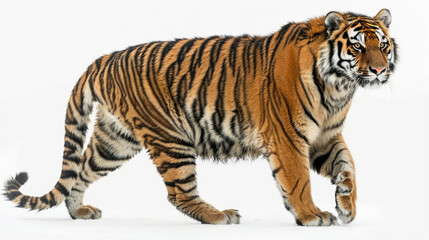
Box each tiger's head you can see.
[318,9,397,88]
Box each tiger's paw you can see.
[222,209,241,224]
[332,171,357,224]
[296,211,338,226]
[70,205,102,220]
[335,192,356,224]
[202,209,241,224]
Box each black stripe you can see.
[88,70,100,103]
[40,195,49,205]
[176,74,188,107]
[299,180,309,202]
[209,38,227,71]
[97,53,116,103]
[165,62,176,86]
[324,117,346,132]
[161,161,195,169]
[162,150,195,160]
[269,23,294,67]
[187,50,199,88]
[55,182,70,197]
[158,40,179,72]
[284,25,301,47]
[263,35,272,62]
[142,138,193,154]
[245,40,252,75]
[334,160,348,167]
[297,47,314,108]
[329,149,347,175]
[29,197,38,210]
[63,155,81,164]
[95,143,132,161]
[79,72,91,115]
[268,99,305,156]
[5,190,21,201]
[164,181,176,187]
[283,96,309,144]
[48,192,56,207]
[176,185,197,194]
[65,106,78,125]
[278,23,294,45]
[272,167,281,178]
[296,84,319,127]
[328,40,335,67]
[71,187,82,193]
[79,173,91,184]
[213,60,227,137]
[240,64,253,125]
[241,43,248,75]
[98,121,141,146]
[196,71,209,121]
[251,38,258,78]
[233,69,245,137]
[176,39,196,72]
[71,82,84,117]
[313,142,341,173]
[60,170,78,179]
[63,141,78,153]
[289,179,300,195]
[88,152,120,172]
[18,195,29,208]
[311,56,330,112]
[196,36,218,66]
[94,57,101,69]
[336,41,353,72]
[65,128,84,147]
[94,133,115,152]
[229,37,241,76]
[175,174,196,184]
[158,161,196,174]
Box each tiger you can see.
[4,9,397,226]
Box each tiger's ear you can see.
[325,12,345,35]
[375,9,392,28]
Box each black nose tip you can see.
[369,66,386,75]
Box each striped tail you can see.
[3,63,98,211]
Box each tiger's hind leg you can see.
[149,145,240,224]
[66,107,142,219]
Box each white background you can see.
[0,0,428,239]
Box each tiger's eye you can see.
[380,42,385,48]
[353,43,361,50]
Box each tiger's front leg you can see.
[269,144,338,226]
[310,134,357,224]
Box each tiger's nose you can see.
[369,66,386,75]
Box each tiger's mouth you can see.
[355,74,390,87]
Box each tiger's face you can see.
[318,9,397,88]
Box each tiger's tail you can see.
[3,62,99,211]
